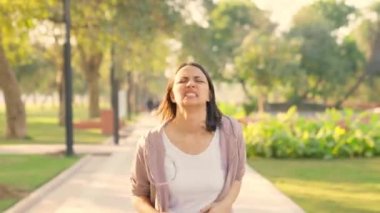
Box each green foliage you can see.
[313,0,356,29]
[121,34,170,76]
[180,0,273,80]
[1,0,379,118]
[288,0,362,102]
[0,0,56,64]
[109,0,180,73]
[352,1,380,60]
[217,102,246,119]
[235,34,302,102]
[210,0,272,57]
[242,101,257,115]
[352,19,378,58]
[14,45,56,94]
[244,107,380,159]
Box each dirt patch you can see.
[0,184,28,199]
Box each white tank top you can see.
[162,128,225,213]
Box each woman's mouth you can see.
[184,92,197,98]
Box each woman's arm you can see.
[132,196,158,213]
[131,137,163,212]
[219,180,242,207]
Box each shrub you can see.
[244,107,380,159]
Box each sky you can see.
[252,0,377,32]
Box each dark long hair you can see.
[156,62,223,132]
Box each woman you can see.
[130,62,246,213]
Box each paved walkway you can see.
[2,114,304,213]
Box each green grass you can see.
[0,105,108,144]
[0,154,79,211]
[249,157,380,213]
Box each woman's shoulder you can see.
[137,124,164,148]
[221,116,242,129]
[220,116,244,139]
[221,115,237,123]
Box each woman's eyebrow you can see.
[177,75,204,80]
[193,76,204,79]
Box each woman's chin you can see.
[181,101,204,107]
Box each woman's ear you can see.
[170,92,176,103]
[208,93,212,102]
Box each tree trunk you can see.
[257,93,266,114]
[134,73,142,112]
[79,46,103,118]
[126,72,132,120]
[238,79,268,113]
[238,78,255,101]
[0,36,27,138]
[130,74,136,115]
[334,72,367,108]
[291,77,322,105]
[88,74,100,118]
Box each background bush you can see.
[244,107,380,159]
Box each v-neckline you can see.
[162,128,218,157]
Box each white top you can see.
[162,128,225,213]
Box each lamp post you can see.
[63,0,74,156]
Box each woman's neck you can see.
[171,106,207,133]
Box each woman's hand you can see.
[200,202,232,213]
[200,181,242,213]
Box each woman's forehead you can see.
[175,65,206,78]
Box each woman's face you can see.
[171,65,210,107]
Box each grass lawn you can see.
[0,105,108,144]
[249,157,380,213]
[0,154,79,211]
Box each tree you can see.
[235,33,301,112]
[116,33,172,117]
[0,34,26,138]
[15,44,56,96]
[288,0,358,105]
[333,36,365,107]
[107,0,179,117]
[70,0,110,118]
[335,2,380,107]
[70,0,180,118]
[180,0,274,80]
[0,0,54,138]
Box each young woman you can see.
[130,62,246,213]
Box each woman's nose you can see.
[186,80,195,87]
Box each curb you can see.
[5,155,92,213]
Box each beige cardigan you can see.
[130,116,246,212]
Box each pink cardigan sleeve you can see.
[130,136,151,197]
[235,121,246,181]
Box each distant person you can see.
[130,62,246,213]
[146,98,154,112]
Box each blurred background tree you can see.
[0,0,55,138]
